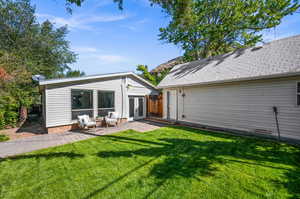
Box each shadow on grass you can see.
[94,126,300,199]
[4,152,84,160]
[82,158,157,199]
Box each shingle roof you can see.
[158,35,300,88]
[39,71,157,89]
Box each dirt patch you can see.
[0,121,46,140]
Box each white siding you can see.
[45,75,157,128]
[127,76,157,96]
[163,77,300,140]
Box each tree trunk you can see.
[19,106,28,126]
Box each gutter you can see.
[158,71,300,89]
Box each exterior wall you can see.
[45,75,156,128]
[163,76,300,140]
[127,76,157,95]
[162,89,177,120]
[41,89,46,125]
[125,76,157,119]
[47,124,79,134]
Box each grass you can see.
[0,134,9,142]
[0,126,299,199]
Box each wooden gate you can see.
[146,94,163,117]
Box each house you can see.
[39,72,158,133]
[158,35,300,141]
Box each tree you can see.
[136,64,170,85]
[158,0,300,60]
[0,0,79,127]
[63,0,299,61]
[0,0,77,79]
[59,69,86,78]
[0,51,35,126]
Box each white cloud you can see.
[121,18,149,31]
[36,13,129,30]
[72,46,128,63]
[94,54,127,63]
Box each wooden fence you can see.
[146,94,163,117]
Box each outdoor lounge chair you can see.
[105,112,119,127]
[77,115,96,129]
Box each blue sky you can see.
[32,0,300,75]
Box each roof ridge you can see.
[41,71,133,82]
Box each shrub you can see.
[0,94,19,129]
[0,134,9,142]
[0,110,5,129]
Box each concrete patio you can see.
[0,120,165,158]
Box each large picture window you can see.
[71,89,93,120]
[297,82,300,106]
[98,91,115,116]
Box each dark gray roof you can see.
[158,35,300,88]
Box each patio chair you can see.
[105,112,119,127]
[77,115,96,129]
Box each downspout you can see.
[273,106,281,141]
[182,87,185,119]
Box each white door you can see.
[129,96,146,121]
[167,90,177,120]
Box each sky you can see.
[31,0,300,75]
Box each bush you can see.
[0,110,5,129]
[4,111,18,127]
[0,95,19,129]
[0,134,9,142]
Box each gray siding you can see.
[45,75,156,128]
[163,77,300,140]
[127,76,157,96]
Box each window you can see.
[98,91,115,116]
[71,89,93,120]
[297,82,300,106]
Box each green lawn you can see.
[0,134,9,142]
[0,126,299,199]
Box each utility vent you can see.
[254,129,272,135]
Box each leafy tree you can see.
[158,0,300,60]
[0,0,79,127]
[64,0,299,61]
[59,69,86,78]
[0,51,34,126]
[0,0,77,78]
[136,64,170,86]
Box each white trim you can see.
[39,71,157,89]
[158,71,300,89]
[297,81,300,106]
[128,96,146,121]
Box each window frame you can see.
[297,82,300,106]
[71,89,94,120]
[97,90,115,117]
